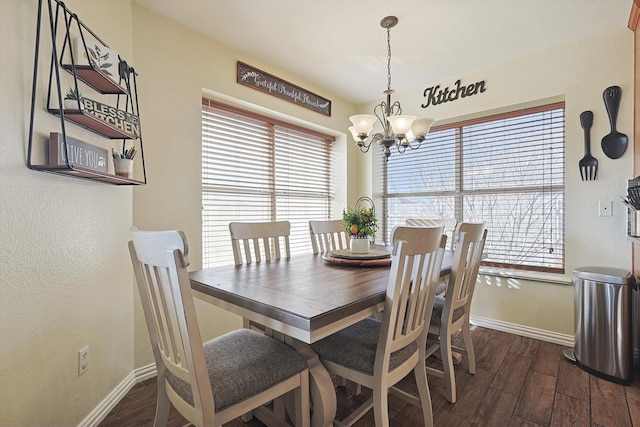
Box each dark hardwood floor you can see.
[99,326,640,426]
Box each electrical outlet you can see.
[599,200,613,217]
[78,346,89,376]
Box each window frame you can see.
[376,102,566,274]
[201,98,337,267]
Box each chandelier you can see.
[349,16,434,160]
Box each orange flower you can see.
[350,224,359,235]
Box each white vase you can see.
[350,236,370,254]
[63,99,83,110]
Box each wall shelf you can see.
[47,108,139,139]
[61,64,127,95]
[27,0,147,185]
[30,164,145,185]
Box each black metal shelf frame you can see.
[27,0,147,185]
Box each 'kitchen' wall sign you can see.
[421,79,487,108]
[237,61,332,116]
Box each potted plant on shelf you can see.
[342,197,378,254]
[63,87,84,110]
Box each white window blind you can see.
[376,103,565,273]
[202,99,335,267]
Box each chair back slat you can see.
[446,223,487,316]
[229,221,291,265]
[150,263,183,367]
[309,220,348,254]
[380,226,446,357]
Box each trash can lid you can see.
[573,266,635,285]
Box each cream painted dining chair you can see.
[311,225,446,427]
[406,218,457,251]
[426,222,487,404]
[309,219,348,254]
[129,229,310,427]
[229,221,291,266]
[229,221,291,331]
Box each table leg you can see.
[286,338,336,427]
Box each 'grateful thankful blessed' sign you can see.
[237,61,331,116]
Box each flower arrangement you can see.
[343,197,378,238]
[63,87,84,110]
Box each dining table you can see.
[190,249,453,427]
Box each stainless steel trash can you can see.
[573,266,635,385]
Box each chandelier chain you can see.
[386,26,392,91]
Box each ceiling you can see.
[134,0,632,105]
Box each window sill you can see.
[479,266,572,285]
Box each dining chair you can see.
[229,220,291,332]
[229,221,291,265]
[311,225,446,427]
[309,219,348,254]
[129,229,310,427]
[425,222,487,404]
[406,218,457,251]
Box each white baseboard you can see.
[78,363,157,427]
[470,315,574,347]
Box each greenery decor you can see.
[64,87,83,101]
[343,197,378,238]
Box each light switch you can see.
[599,200,612,217]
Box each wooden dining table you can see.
[190,250,452,427]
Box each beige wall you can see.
[1,1,135,425]
[366,28,634,336]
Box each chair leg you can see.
[440,332,457,404]
[461,320,476,375]
[372,383,390,427]
[414,362,434,427]
[153,380,171,427]
[293,373,310,427]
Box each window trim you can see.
[201,98,337,267]
[202,98,335,142]
[378,101,566,274]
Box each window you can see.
[202,99,337,267]
[375,102,565,273]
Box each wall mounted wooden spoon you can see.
[601,85,627,159]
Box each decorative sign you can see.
[76,37,120,81]
[49,132,108,172]
[237,61,332,116]
[81,97,140,137]
[421,79,487,108]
